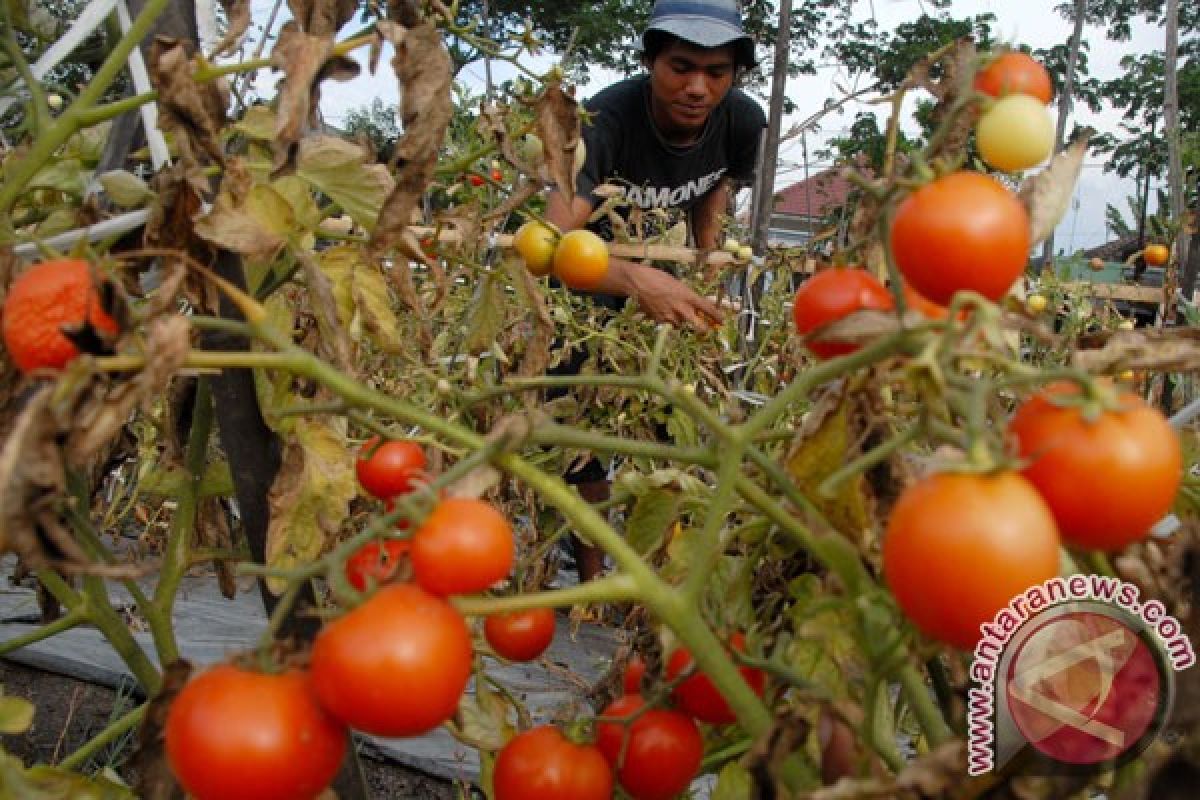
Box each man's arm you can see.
[544,191,724,331]
[690,178,733,251]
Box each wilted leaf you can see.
[808,309,902,351]
[0,755,137,799]
[296,135,394,231]
[370,20,453,256]
[534,83,581,203]
[265,418,356,594]
[211,0,251,58]
[784,393,872,541]
[193,161,290,260]
[294,246,353,371]
[625,488,681,556]
[319,244,404,353]
[0,694,34,735]
[98,170,155,208]
[270,175,322,232]
[269,22,360,176]
[233,105,277,141]
[149,37,228,166]
[464,270,506,354]
[785,575,862,700]
[29,158,86,195]
[449,678,516,752]
[501,255,555,388]
[130,660,192,800]
[1019,129,1093,247]
[288,0,357,35]
[712,761,754,800]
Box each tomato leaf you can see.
[449,677,516,752]
[534,82,582,204]
[296,136,394,232]
[265,418,356,595]
[319,244,405,354]
[98,170,155,208]
[0,754,136,799]
[625,488,681,556]
[712,761,755,800]
[784,395,873,543]
[148,38,228,167]
[464,270,507,355]
[210,0,251,59]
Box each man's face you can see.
[646,39,737,137]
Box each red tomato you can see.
[491,168,505,182]
[485,607,557,662]
[1008,383,1182,551]
[310,583,472,736]
[890,172,1030,306]
[596,695,703,800]
[411,498,515,595]
[792,268,894,359]
[470,174,485,187]
[165,665,345,800]
[493,726,614,800]
[903,281,949,320]
[883,471,1061,650]
[665,632,767,725]
[344,539,410,591]
[974,51,1054,104]
[355,436,427,500]
[623,653,647,695]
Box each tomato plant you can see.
[1144,243,1170,266]
[164,665,346,800]
[355,436,427,500]
[974,51,1054,104]
[665,632,766,725]
[976,94,1055,172]
[1,259,119,374]
[552,229,609,289]
[513,221,558,276]
[493,726,614,800]
[1008,383,1182,551]
[344,539,410,591]
[411,497,515,595]
[890,171,1031,306]
[309,583,472,736]
[484,607,557,661]
[596,695,704,800]
[883,470,1062,650]
[791,268,893,359]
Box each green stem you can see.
[80,574,161,693]
[528,423,713,465]
[58,703,146,770]
[93,350,307,372]
[453,575,639,615]
[0,607,89,657]
[463,374,650,406]
[152,377,213,663]
[818,424,919,498]
[682,445,743,604]
[34,569,83,608]
[0,0,172,213]
[741,332,913,440]
[897,663,953,747]
[866,677,907,773]
[75,91,160,127]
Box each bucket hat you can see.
[643,0,757,67]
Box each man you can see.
[544,0,767,579]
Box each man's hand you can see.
[627,263,724,332]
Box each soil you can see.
[0,658,459,799]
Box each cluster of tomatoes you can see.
[164,436,564,800]
[513,219,610,290]
[494,632,766,800]
[788,53,1184,653]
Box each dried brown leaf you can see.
[0,387,68,569]
[1018,130,1093,247]
[370,20,453,255]
[534,83,581,203]
[211,0,251,58]
[131,659,193,800]
[287,0,357,35]
[1072,327,1200,373]
[269,22,361,177]
[148,37,228,167]
[192,160,288,260]
[502,255,555,388]
[295,246,354,372]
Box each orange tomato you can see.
[512,221,558,276]
[1144,244,1170,267]
[974,51,1054,104]
[552,230,609,290]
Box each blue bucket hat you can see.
[643,0,758,68]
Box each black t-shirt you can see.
[576,75,767,218]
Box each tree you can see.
[1041,0,1089,267]
[342,98,400,162]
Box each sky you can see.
[242,0,1172,254]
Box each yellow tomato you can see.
[512,221,557,276]
[976,94,1055,172]
[1026,293,1048,314]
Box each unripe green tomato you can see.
[1025,293,1048,313]
[47,93,64,111]
[976,94,1055,172]
[737,245,754,262]
[722,237,740,254]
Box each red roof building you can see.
[766,167,859,246]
